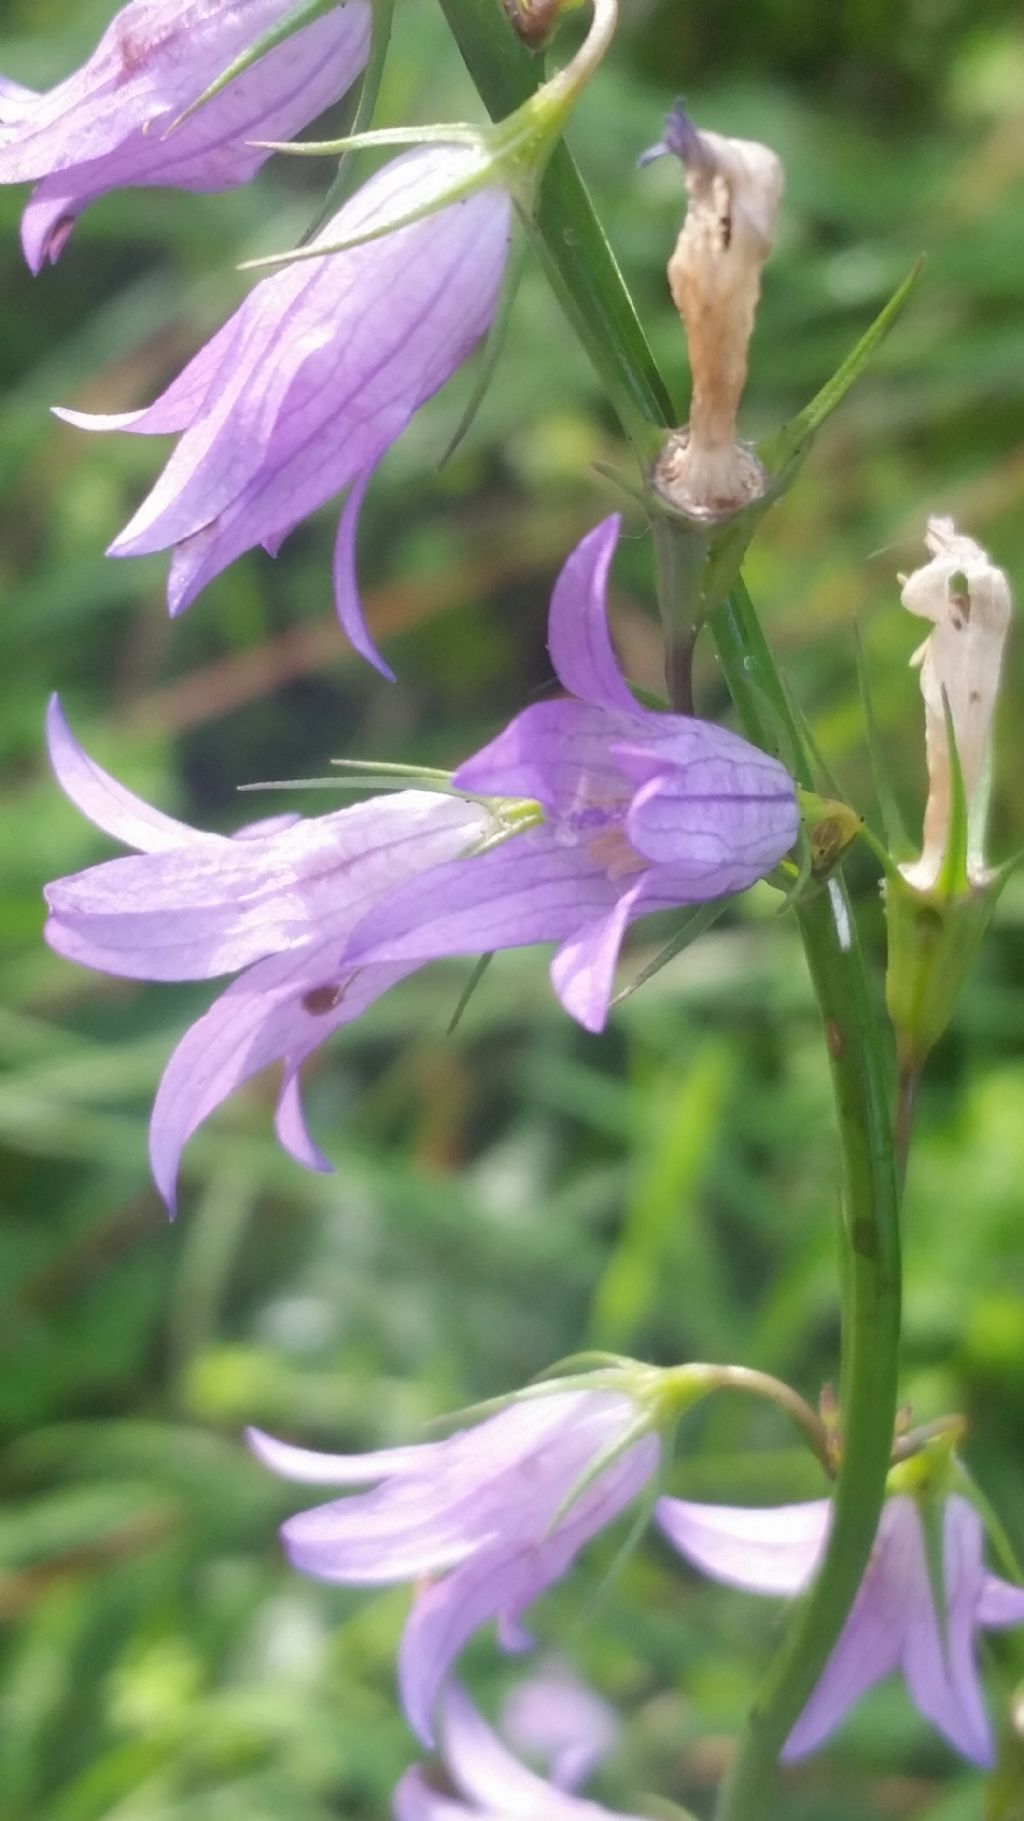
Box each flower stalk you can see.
[439,9,904,1812]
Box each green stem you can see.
[694,576,902,1814]
[439,5,903,1811]
[437,0,672,454]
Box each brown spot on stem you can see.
[825,1017,844,1060]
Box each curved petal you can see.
[392,1769,467,1821]
[274,1067,333,1174]
[345,827,618,968]
[783,1500,911,1761]
[501,1662,619,1792]
[547,517,638,715]
[977,1572,1024,1629]
[46,792,491,981]
[332,463,394,680]
[617,735,797,881]
[655,1497,831,1597]
[550,880,646,1033]
[440,1684,580,1817]
[54,312,248,438]
[903,1496,994,1767]
[45,694,206,853]
[149,948,415,1210]
[453,700,634,817]
[246,1425,444,1486]
[399,1435,657,1746]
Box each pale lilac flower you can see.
[248,1389,660,1744]
[342,516,799,1028]
[501,1659,620,1791]
[55,144,513,674]
[0,0,371,272]
[656,1490,1024,1765]
[394,1683,645,1821]
[42,695,495,1208]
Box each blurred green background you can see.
[2,1,1024,1816]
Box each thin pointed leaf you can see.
[610,900,731,1007]
[761,260,925,478]
[167,0,343,134]
[440,230,528,466]
[238,164,489,271]
[446,953,495,1035]
[855,623,914,857]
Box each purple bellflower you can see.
[54,141,512,674]
[248,1387,660,1745]
[656,1490,1024,1765]
[394,1683,646,1821]
[342,516,800,1029]
[42,695,496,1209]
[43,522,797,1202]
[0,0,371,273]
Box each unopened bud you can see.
[645,107,783,519]
[900,516,1011,891]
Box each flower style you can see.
[248,1387,660,1745]
[42,695,496,1209]
[899,516,1012,890]
[656,1490,1024,1765]
[54,142,512,674]
[0,0,371,273]
[342,516,799,1030]
[642,106,783,517]
[394,1683,645,1821]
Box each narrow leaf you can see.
[167,0,343,134]
[611,900,731,1006]
[446,953,495,1035]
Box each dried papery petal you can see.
[650,112,783,517]
[899,516,1012,889]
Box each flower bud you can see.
[899,516,1011,891]
[645,107,783,518]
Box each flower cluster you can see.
[14,0,1023,1812]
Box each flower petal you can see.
[550,880,646,1033]
[977,1573,1024,1629]
[392,1768,466,1821]
[547,517,639,715]
[502,1661,620,1792]
[332,463,394,679]
[345,827,619,968]
[902,1495,994,1767]
[46,792,490,980]
[45,694,206,853]
[149,948,415,1210]
[440,1683,581,1817]
[246,1425,445,1487]
[783,1500,910,1761]
[617,730,797,881]
[655,1498,831,1596]
[399,1434,657,1745]
[453,700,635,817]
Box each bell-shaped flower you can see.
[899,516,1012,891]
[42,695,496,1208]
[642,106,783,518]
[54,142,513,675]
[656,1489,1024,1766]
[0,0,371,272]
[248,1385,660,1745]
[342,516,799,1029]
[394,1683,646,1821]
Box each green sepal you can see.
[884,870,998,1074]
[440,229,528,466]
[167,0,347,135]
[760,259,924,481]
[610,898,731,1006]
[446,952,495,1035]
[917,1488,953,1663]
[953,1462,1024,1588]
[238,155,493,271]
